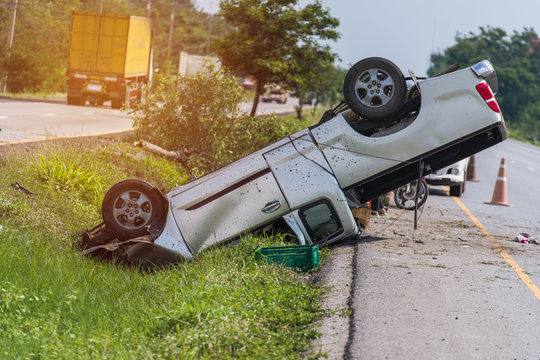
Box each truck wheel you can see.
[101,179,166,240]
[449,183,464,197]
[111,98,122,109]
[343,57,406,123]
[67,95,85,106]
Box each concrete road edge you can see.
[309,244,355,359]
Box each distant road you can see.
[0,99,132,143]
[0,97,303,144]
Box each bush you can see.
[131,67,312,173]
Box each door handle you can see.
[261,200,281,213]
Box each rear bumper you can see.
[345,121,507,202]
[425,178,463,186]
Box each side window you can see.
[299,200,343,243]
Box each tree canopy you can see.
[429,26,540,138]
[212,0,340,116]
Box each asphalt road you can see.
[465,139,540,238]
[0,96,301,143]
[0,98,132,143]
[319,138,540,359]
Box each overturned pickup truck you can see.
[81,57,506,265]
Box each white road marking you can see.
[528,166,535,171]
[43,114,56,117]
[0,116,7,119]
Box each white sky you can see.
[193,0,540,76]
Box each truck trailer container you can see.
[67,11,152,108]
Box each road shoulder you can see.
[309,244,355,359]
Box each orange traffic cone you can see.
[466,155,479,182]
[485,158,512,207]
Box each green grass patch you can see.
[0,92,66,100]
[0,141,324,359]
[507,127,540,147]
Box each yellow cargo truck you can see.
[67,11,152,108]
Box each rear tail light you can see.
[476,82,500,113]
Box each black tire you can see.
[101,179,166,240]
[394,179,429,210]
[462,170,467,194]
[111,98,122,109]
[449,183,464,197]
[67,94,85,106]
[343,57,407,123]
[67,94,77,105]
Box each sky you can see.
[193,0,540,76]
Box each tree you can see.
[0,0,81,93]
[0,0,229,94]
[286,44,348,117]
[428,26,540,138]
[286,44,335,118]
[213,0,339,116]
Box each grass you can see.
[0,141,324,359]
[0,91,66,100]
[507,127,540,147]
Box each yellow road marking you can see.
[442,186,540,301]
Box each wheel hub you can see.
[354,68,395,107]
[112,190,152,230]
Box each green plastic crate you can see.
[254,245,319,272]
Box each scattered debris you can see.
[254,245,319,272]
[10,183,37,197]
[79,223,184,268]
[515,233,538,245]
[351,206,371,229]
[133,140,188,164]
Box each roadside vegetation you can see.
[130,67,318,173]
[0,118,325,358]
[429,26,540,143]
[0,58,330,358]
[213,0,340,116]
